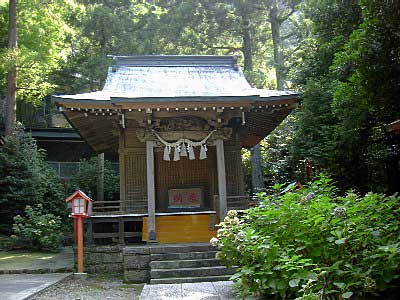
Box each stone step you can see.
[150,251,217,261]
[150,275,232,284]
[151,266,236,279]
[149,243,216,254]
[150,258,221,269]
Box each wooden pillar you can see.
[118,217,125,245]
[97,153,104,202]
[146,140,157,242]
[86,219,93,245]
[216,139,227,221]
[119,129,126,206]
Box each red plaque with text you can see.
[168,188,203,208]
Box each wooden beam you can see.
[216,139,227,221]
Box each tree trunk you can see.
[242,18,253,76]
[270,0,285,90]
[242,15,265,193]
[251,143,265,192]
[5,0,17,136]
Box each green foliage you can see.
[11,204,64,251]
[284,0,400,193]
[68,156,119,201]
[0,0,80,104]
[214,175,400,299]
[0,126,66,234]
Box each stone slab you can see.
[213,281,237,300]
[123,246,150,255]
[182,282,220,300]
[124,255,150,269]
[0,273,71,300]
[140,281,237,300]
[124,269,149,283]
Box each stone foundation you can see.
[83,246,124,274]
[122,246,151,283]
[80,245,151,283]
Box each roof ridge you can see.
[108,55,238,67]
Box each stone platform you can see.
[83,243,235,284]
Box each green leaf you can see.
[333,282,345,289]
[342,291,353,298]
[229,273,242,280]
[335,238,347,245]
[289,279,300,287]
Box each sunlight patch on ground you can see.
[39,256,55,260]
[0,256,17,260]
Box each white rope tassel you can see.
[180,142,187,157]
[163,146,171,161]
[173,146,180,161]
[188,144,195,160]
[199,144,207,160]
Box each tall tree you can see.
[5,0,16,135]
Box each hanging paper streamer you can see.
[152,130,216,161]
[199,144,207,160]
[163,145,171,161]
[180,142,187,157]
[188,145,195,160]
[173,146,180,161]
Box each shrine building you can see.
[53,55,298,244]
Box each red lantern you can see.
[66,190,93,217]
[66,190,93,274]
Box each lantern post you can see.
[66,190,93,274]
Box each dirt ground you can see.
[31,275,143,300]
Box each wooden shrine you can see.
[53,55,298,244]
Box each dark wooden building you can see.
[53,55,298,244]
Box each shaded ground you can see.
[31,275,142,300]
[0,247,73,273]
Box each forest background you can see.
[0,0,399,195]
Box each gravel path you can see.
[31,275,142,300]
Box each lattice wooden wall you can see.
[124,150,148,213]
[224,132,245,197]
[121,128,148,213]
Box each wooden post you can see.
[73,218,77,243]
[118,217,125,245]
[216,139,227,221]
[97,153,104,202]
[146,140,157,242]
[76,216,84,273]
[119,128,126,206]
[86,219,93,245]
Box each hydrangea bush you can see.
[213,175,400,299]
[11,204,64,251]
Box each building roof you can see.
[387,119,400,134]
[54,55,298,104]
[0,126,82,141]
